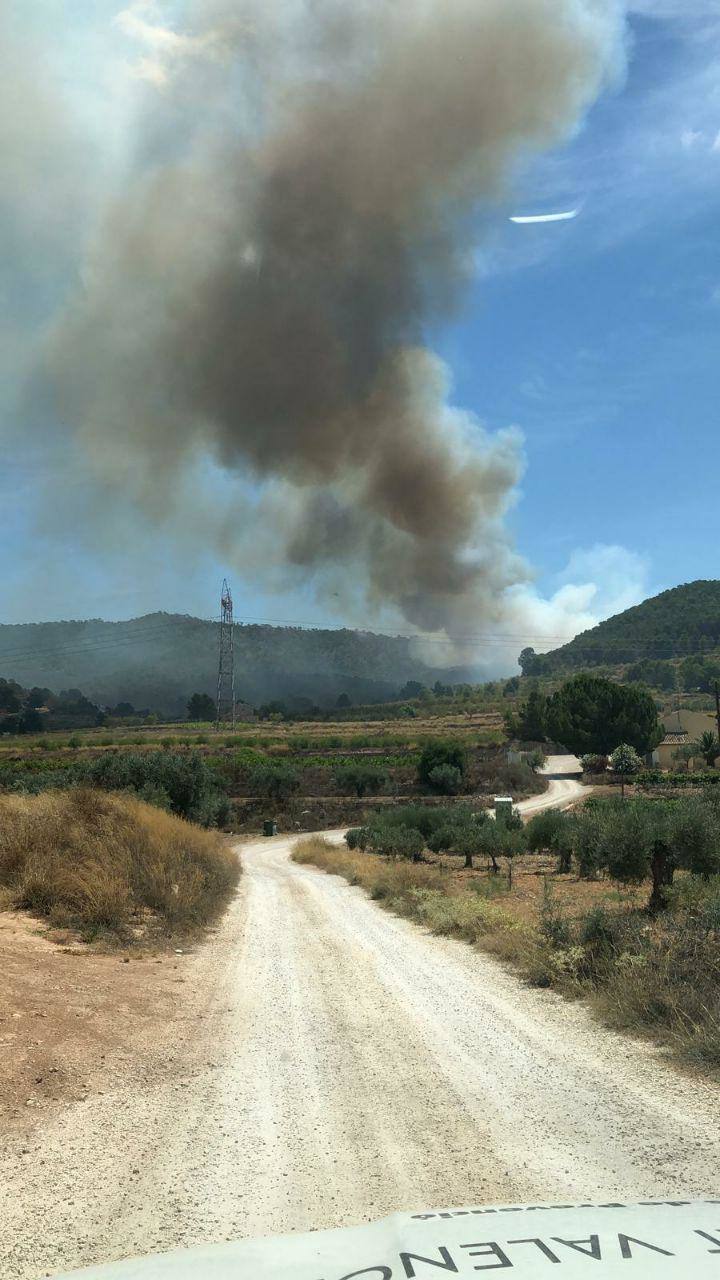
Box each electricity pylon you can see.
[215,579,236,731]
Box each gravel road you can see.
[2,780,718,1278]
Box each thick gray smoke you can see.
[44,0,625,640]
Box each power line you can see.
[0,612,717,666]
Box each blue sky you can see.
[1,2,718,671]
[439,1,720,607]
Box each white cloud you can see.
[492,543,653,674]
[556,543,651,619]
[681,128,703,150]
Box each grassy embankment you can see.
[0,789,239,944]
[294,834,720,1072]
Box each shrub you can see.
[417,740,467,791]
[345,827,368,851]
[334,764,389,798]
[525,748,546,770]
[373,824,424,861]
[249,761,301,803]
[539,881,573,949]
[427,763,463,795]
[82,751,227,827]
[0,789,239,940]
[581,754,610,775]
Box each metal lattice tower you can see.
[215,579,236,731]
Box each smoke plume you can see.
[42,0,626,643]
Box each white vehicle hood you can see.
[52,1200,720,1279]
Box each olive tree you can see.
[609,743,643,798]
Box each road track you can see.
[1,775,717,1278]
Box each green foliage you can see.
[626,659,677,691]
[538,793,720,911]
[354,804,494,866]
[539,881,573,950]
[609,743,643,794]
[417,740,467,792]
[249,761,301,803]
[505,683,547,742]
[333,764,389,798]
[696,731,720,768]
[525,807,574,873]
[0,750,231,829]
[638,769,720,788]
[610,742,643,774]
[533,580,720,672]
[187,691,216,721]
[545,674,661,755]
[372,824,424,861]
[83,750,227,827]
[580,753,609,775]
[525,808,566,853]
[427,763,463,796]
[679,655,720,694]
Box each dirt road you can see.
[516,772,586,816]
[2,810,718,1277]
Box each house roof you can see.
[661,731,690,745]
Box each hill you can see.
[0,614,470,716]
[522,580,720,677]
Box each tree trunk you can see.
[649,848,674,914]
[465,852,474,869]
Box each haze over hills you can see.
[523,581,720,676]
[0,614,477,716]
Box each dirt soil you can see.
[2,805,720,1280]
[0,912,189,1121]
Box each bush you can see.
[581,754,609,775]
[418,740,467,791]
[81,751,228,827]
[334,764,389,798]
[427,763,463,796]
[525,748,546,770]
[0,790,239,940]
[249,761,301,803]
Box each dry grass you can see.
[293,837,521,953]
[293,838,720,1073]
[0,789,240,942]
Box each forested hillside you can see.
[521,581,720,677]
[0,614,463,715]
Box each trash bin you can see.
[263,820,278,838]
